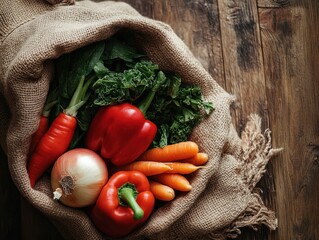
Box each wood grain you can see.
[120,0,226,88]
[1,0,318,239]
[257,0,292,8]
[259,1,319,239]
[217,0,269,133]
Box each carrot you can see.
[28,88,58,156]
[164,162,201,174]
[28,113,77,187]
[112,161,172,176]
[28,76,92,188]
[28,116,49,155]
[137,141,199,162]
[182,153,209,166]
[149,180,175,201]
[151,173,192,192]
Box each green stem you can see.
[138,71,166,115]
[81,74,96,100]
[67,76,85,111]
[119,184,144,220]
[42,87,59,117]
[42,100,58,117]
[65,75,96,116]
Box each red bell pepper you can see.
[86,72,166,166]
[90,171,155,238]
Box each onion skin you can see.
[51,148,108,208]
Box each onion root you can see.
[53,188,63,201]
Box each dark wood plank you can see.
[216,0,269,133]
[259,0,319,239]
[216,1,274,239]
[118,0,226,88]
[0,148,21,240]
[257,0,291,8]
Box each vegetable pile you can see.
[27,31,214,238]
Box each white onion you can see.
[51,148,108,208]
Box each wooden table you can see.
[1,0,318,239]
[129,1,319,239]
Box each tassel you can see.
[209,114,282,240]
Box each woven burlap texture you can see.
[0,1,282,239]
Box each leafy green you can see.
[100,37,146,73]
[92,61,214,148]
[51,41,105,148]
[94,60,109,78]
[137,71,167,116]
[92,60,159,106]
[103,37,145,63]
[50,32,214,149]
[145,75,214,147]
[57,41,105,99]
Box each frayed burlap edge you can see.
[209,114,283,240]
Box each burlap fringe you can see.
[209,114,283,240]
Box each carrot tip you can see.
[184,184,193,192]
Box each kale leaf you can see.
[52,33,214,149]
[92,60,159,106]
[145,74,214,147]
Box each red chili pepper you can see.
[86,71,166,166]
[28,76,93,187]
[90,171,155,238]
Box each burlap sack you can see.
[0,0,282,239]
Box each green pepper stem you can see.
[138,71,166,115]
[119,187,144,220]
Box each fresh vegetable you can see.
[92,61,214,148]
[85,71,166,166]
[29,116,49,155]
[28,88,58,155]
[92,60,159,106]
[90,171,155,238]
[145,75,214,147]
[57,41,105,99]
[51,148,108,208]
[149,180,175,201]
[85,103,156,167]
[164,162,201,174]
[182,152,209,166]
[28,76,92,187]
[137,141,199,162]
[50,41,105,148]
[50,33,213,150]
[28,113,76,187]
[112,161,172,176]
[151,173,192,192]
[91,35,213,148]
